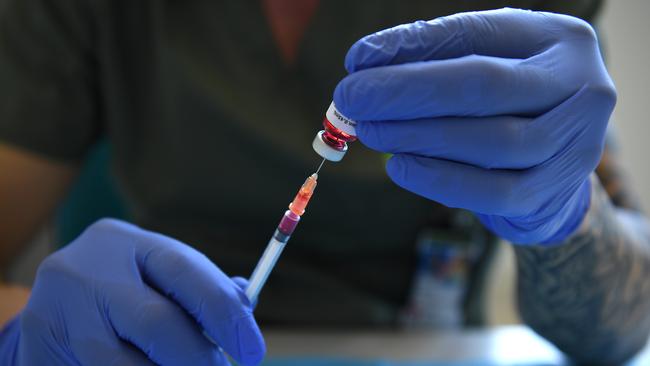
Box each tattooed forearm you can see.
[515,174,650,365]
[596,147,641,211]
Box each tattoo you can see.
[515,175,650,365]
[596,147,641,212]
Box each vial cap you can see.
[312,130,347,162]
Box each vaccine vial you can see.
[312,102,357,162]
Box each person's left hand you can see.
[334,8,616,244]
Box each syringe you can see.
[244,101,357,304]
[245,165,322,303]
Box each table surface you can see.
[263,325,650,365]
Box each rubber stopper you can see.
[312,130,347,162]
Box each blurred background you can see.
[7,0,650,327]
[601,0,650,212]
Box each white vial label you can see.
[326,102,357,136]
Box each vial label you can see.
[326,102,356,136]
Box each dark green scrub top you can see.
[0,0,602,327]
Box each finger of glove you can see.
[345,8,557,73]
[86,342,157,366]
[335,55,571,121]
[386,154,532,217]
[474,86,613,244]
[231,277,259,309]
[231,277,249,292]
[63,311,158,366]
[532,84,614,177]
[476,178,591,245]
[522,85,614,215]
[135,233,265,366]
[355,115,562,170]
[109,285,225,366]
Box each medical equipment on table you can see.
[244,102,357,303]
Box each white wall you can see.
[601,1,650,211]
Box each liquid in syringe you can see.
[245,101,357,302]
[245,171,320,303]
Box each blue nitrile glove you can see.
[334,8,616,244]
[0,219,264,366]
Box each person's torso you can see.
[90,0,601,326]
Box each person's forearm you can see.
[515,175,650,365]
[0,283,30,327]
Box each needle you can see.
[315,158,326,175]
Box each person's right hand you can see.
[0,219,265,366]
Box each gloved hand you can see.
[0,219,264,365]
[334,8,616,244]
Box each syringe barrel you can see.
[245,230,287,303]
[245,210,300,303]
